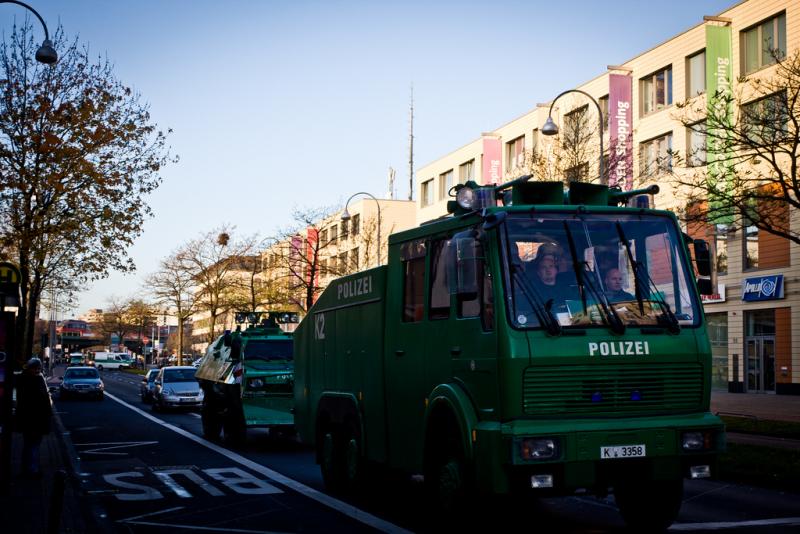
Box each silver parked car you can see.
[152,366,204,410]
[140,368,159,403]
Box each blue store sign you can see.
[742,274,784,301]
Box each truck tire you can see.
[614,478,684,532]
[341,421,364,493]
[201,396,222,441]
[319,427,345,493]
[423,413,471,518]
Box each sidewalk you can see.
[711,390,800,423]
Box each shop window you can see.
[640,66,672,116]
[686,50,705,97]
[741,12,786,75]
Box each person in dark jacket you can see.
[15,357,52,477]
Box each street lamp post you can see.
[1,1,57,64]
[341,192,382,267]
[541,88,605,184]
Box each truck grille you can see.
[522,363,703,416]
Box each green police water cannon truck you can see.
[195,311,298,445]
[294,177,724,530]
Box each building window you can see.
[640,66,672,116]
[339,251,348,273]
[351,213,360,236]
[565,162,589,182]
[744,224,758,270]
[458,159,475,184]
[742,91,789,145]
[599,95,609,131]
[706,312,728,390]
[639,132,672,177]
[328,224,338,244]
[340,218,349,240]
[530,129,539,154]
[506,135,525,172]
[421,179,433,207]
[686,122,706,167]
[351,247,359,269]
[715,223,728,275]
[319,229,327,246]
[564,105,589,140]
[687,50,705,97]
[438,169,454,200]
[742,12,786,75]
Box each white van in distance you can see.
[93,352,133,370]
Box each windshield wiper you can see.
[564,222,625,335]
[512,265,561,336]
[615,221,680,334]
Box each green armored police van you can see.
[195,311,297,445]
[294,178,725,530]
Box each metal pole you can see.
[546,89,605,184]
[343,192,382,267]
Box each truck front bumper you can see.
[473,412,725,495]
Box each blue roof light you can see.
[591,392,603,403]
[631,390,642,401]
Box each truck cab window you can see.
[401,239,427,323]
[428,239,450,320]
[457,240,494,331]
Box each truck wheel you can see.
[424,424,471,517]
[201,398,222,441]
[341,422,364,493]
[615,478,684,532]
[319,428,345,493]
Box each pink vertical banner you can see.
[482,136,502,185]
[608,74,633,190]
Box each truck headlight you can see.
[519,438,559,460]
[249,378,264,388]
[682,431,713,451]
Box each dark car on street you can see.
[140,368,159,403]
[60,366,104,400]
[152,366,204,410]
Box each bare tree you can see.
[180,225,258,346]
[147,250,196,365]
[96,296,135,348]
[670,49,800,243]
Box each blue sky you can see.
[7,0,735,316]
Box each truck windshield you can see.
[243,340,293,362]
[502,212,699,330]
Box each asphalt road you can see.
[53,369,800,533]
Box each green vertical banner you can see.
[706,24,733,223]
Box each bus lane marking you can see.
[105,392,412,534]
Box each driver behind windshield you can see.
[526,243,579,312]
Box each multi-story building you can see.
[261,198,416,311]
[416,0,799,395]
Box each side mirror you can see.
[693,239,712,276]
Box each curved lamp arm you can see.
[543,88,604,184]
[1,0,57,64]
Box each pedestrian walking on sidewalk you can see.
[15,357,52,478]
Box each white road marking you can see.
[118,521,291,533]
[105,392,411,534]
[670,517,800,531]
[118,506,185,522]
[74,441,158,456]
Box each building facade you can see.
[416,0,800,394]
